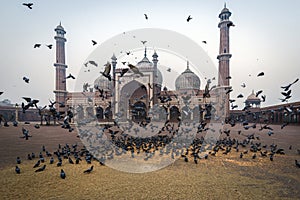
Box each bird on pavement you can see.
[83,165,94,173]
[60,169,66,179]
[15,166,21,174]
[35,165,46,172]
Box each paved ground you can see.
[0,123,300,199]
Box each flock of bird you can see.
[14,143,96,179]
[12,117,300,178]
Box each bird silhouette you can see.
[23,77,29,83]
[84,165,94,173]
[257,72,264,77]
[46,44,53,49]
[281,78,299,91]
[187,15,192,22]
[92,40,97,46]
[227,22,235,27]
[270,155,274,161]
[15,166,21,174]
[22,2,34,9]
[261,95,266,102]
[255,90,263,97]
[68,157,74,164]
[88,60,98,67]
[281,122,289,129]
[240,153,243,158]
[128,64,144,76]
[20,127,32,140]
[237,94,243,98]
[141,41,147,45]
[16,157,21,164]
[229,99,236,103]
[231,104,238,109]
[119,68,129,77]
[202,41,207,44]
[65,73,75,79]
[34,44,41,48]
[225,88,233,94]
[33,160,41,168]
[101,62,112,81]
[35,165,46,172]
[144,14,148,20]
[60,169,66,179]
[281,90,291,97]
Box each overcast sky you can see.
[0,0,299,109]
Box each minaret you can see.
[54,22,68,114]
[152,50,158,105]
[111,54,117,89]
[217,4,234,117]
[111,53,117,118]
[217,3,233,86]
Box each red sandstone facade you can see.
[53,23,68,114]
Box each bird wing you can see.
[120,68,129,76]
[257,72,264,76]
[22,97,31,102]
[89,61,98,67]
[104,63,111,75]
[210,85,217,91]
[292,78,299,85]
[32,99,39,104]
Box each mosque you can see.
[0,5,299,125]
[53,5,234,123]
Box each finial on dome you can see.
[111,53,117,61]
[187,60,190,70]
[224,2,226,8]
[144,47,147,57]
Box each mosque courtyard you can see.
[0,123,299,200]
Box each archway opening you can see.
[170,106,180,122]
[120,80,148,122]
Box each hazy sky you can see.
[0,0,299,109]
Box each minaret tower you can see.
[217,4,234,117]
[54,22,68,114]
[217,3,233,86]
[152,50,158,105]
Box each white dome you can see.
[175,62,200,90]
